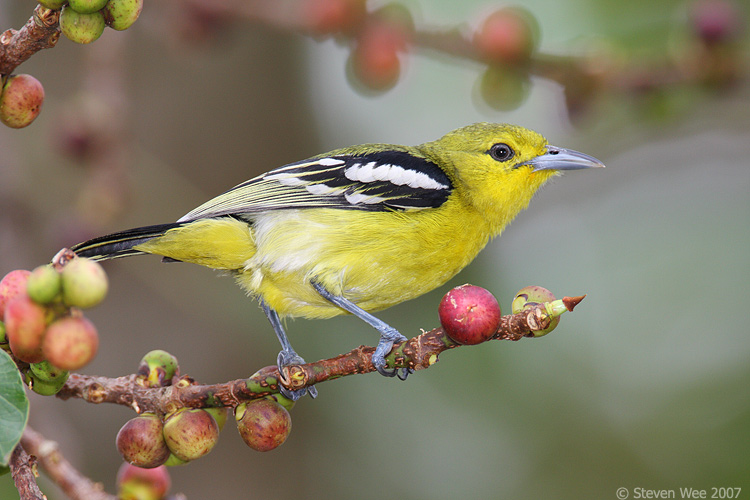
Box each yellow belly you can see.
[240,205,492,318]
[135,204,494,319]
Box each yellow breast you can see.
[239,203,493,319]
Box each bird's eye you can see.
[488,143,514,162]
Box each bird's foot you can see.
[276,349,318,401]
[372,328,413,380]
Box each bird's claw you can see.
[374,362,413,380]
[279,384,317,401]
[372,331,412,380]
[276,350,318,401]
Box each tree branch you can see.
[54,297,583,414]
[9,444,45,500]
[0,6,60,75]
[20,426,116,500]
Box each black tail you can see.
[71,222,183,261]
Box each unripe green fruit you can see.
[204,407,229,431]
[0,74,45,129]
[117,463,171,500]
[29,360,69,383]
[235,399,291,452]
[511,285,556,313]
[28,370,69,396]
[0,321,6,343]
[116,414,171,468]
[37,0,67,9]
[68,0,108,14]
[137,349,179,387]
[264,393,295,412]
[162,408,220,462]
[512,286,559,337]
[476,66,530,112]
[60,6,106,44]
[61,257,108,308]
[103,0,143,31]
[5,296,47,363]
[26,265,62,305]
[0,270,31,321]
[42,316,99,370]
[163,453,188,467]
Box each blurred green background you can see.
[1,0,749,499]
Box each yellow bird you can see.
[72,123,604,399]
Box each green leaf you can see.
[0,349,29,466]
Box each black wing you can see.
[178,149,453,222]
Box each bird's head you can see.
[420,122,604,232]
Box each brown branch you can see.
[0,6,60,75]
[54,300,579,414]
[20,426,116,500]
[9,444,45,500]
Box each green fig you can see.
[68,0,109,14]
[137,349,179,387]
[26,265,61,305]
[60,6,106,44]
[512,286,559,337]
[61,257,108,308]
[103,0,143,31]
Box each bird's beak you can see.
[523,145,605,172]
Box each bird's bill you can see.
[524,145,605,172]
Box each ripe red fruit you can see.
[0,270,31,320]
[5,296,47,363]
[0,75,45,129]
[116,463,171,500]
[474,7,538,64]
[235,399,291,452]
[347,11,412,93]
[438,284,501,345]
[116,414,171,469]
[43,316,99,371]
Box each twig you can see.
[20,426,116,500]
[55,299,582,414]
[9,444,45,500]
[0,6,60,75]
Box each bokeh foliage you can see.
[1,0,749,498]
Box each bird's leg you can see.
[310,281,413,380]
[260,300,318,400]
